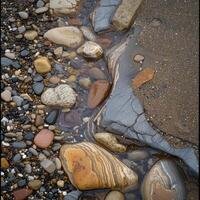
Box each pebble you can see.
[78,77,91,89]
[38,153,47,161]
[40,159,56,173]
[36,0,45,7]
[33,74,43,82]
[34,129,54,148]
[105,191,125,200]
[28,180,42,190]
[1,57,12,67]
[20,49,29,57]
[54,157,62,170]
[18,11,29,19]
[24,132,34,141]
[24,30,38,40]
[133,54,145,63]
[45,109,59,125]
[32,82,44,95]
[12,96,24,106]
[80,26,96,41]
[13,154,22,162]
[1,158,9,169]
[29,147,38,156]
[25,164,32,174]
[49,76,60,84]
[13,188,32,200]
[127,150,149,161]
[57,180,65,188]
[5,52,15,59]
[89,67,106,80]
[34,57,52,74]
[12,141,26,148]
[64,190,82,200]
[35,7,48,14]
[18,179,27,187]
[67,18,83,26]
[1,90,12,102]
[18,26,26,33]
[54,47,63,57]
[35,115,44,127]
[52,143,61,151]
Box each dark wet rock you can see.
[24,132,34,141]
[12,141,26,148]
[11,61,21,69]
[58,109,82,128]
[45,109,59,125]
[33,74,43,82]
[141,159,186,200]
[18,179,27,187]
[64,190,82,200]
[87,28,199,174]
[32,82,44,95]
[91,0,121,32]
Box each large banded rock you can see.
[59,142,138,190]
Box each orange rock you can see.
[87,80,111,109]
[67,18,82,26]
[1,158,9,169]
[132,68,155,89]
[34,129,54,148]
[13,188,32,200]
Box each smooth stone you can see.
[29,148,38,156]
[1,90,12,102]
[24,30,38,40]
[77,41,103,59]
[18,26,26,33]
[132,68,155,89]
[34,129,54,148]
[52,143,62,151]
[80,26,96,41]
[94,132,127,153]
[49,76,60,84]
[89,67,106,80]
[35,115,44,127]
[28,180,42,190]
[13,188,32,200]
[67,18,83,26]
[1,158,9,169]
[54,47,63,57]
[18,11,29,19]
[32,82,44,95]
[64,190,82,200]
[78,77,91,89]
[1,57,12,67]
[127,150,149,161]
[105,191,125,200]
[141,159,186,200]
[57,180,65,187]
[45,109,59,125]
[40,159,56,173]
[37,0,45,7]
[112,0,143,31]
[133,54,144,63]
[87,80,111,109]
[12,142,26,148]
[13,154,22,162]
[24,132,34,141]
[20,49,29,57]
[44,27,84,48]
[41,84,77,108]
[5,52,15,59]
[33,74,43,82]
[59,142,138,190]
[50,0,81,16]
[35,7,48,14]
[54,157,62,169]
[25,164,32,174]
[12,96,24,106]
[18,179,27,187]
[34,57,52,74]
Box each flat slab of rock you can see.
[112,0,143,31]
[50,0,81,16]
[41,84,77,107]
[92,0,121,32]
[44,27,84,48]
[59,142,138,190]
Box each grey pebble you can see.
[12,141,26,148]
[127,150,149,161]
[32,82,44,95]
[18,179,27,187]
[29,147,38,156]
[64,190,82,200]
[52,143,61,151]
[1,57,12,67]
[35,7,48,14]
[36,0,45,8]
[45,109,59,125]
[18,11,29,19]
[42,150,51,157]
[20,50,29,57]
[24,132,34,141]
[33,74,43,82]
[12,96,24,106]
[40,159,56,173]
[18,26,26,33]
[13,154,22,162]
[25,164,32,174]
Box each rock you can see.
[25,164,32,174]
[91,0,121,32]
[44,27,83,48]
[133,54,144,63]
[35,7,48,14]
[12,96,24,106]
[18,26,26,33]
[35,115,44,127]
[54,157,62,169]
[41,84,77,107]
[34,57,52,74]
[13,188,32,200]
[77,41,103,59]
[59,142,138,190]
[20,49,29,57]
[80,26,96,41]
[112,0,143,31]
[18,179,27,187]
[18,11,29,19]
[24,30,38,40]
[54,47,63,57]
[1,158,9,169]
[40,159,56,173]
[89,67,106,80]
[94,132,126,153]
[12,142,26,148]
[28,180,42,190]
[96,37,112,48]
[105,191,125,200]
[32,82,44,95]
[87,80,110,109]
[29,148,39,156]
[24,132,34,141]
[78,77,91,89]
[5,52,15,59]
[1,57,13,67]
[67,18,82,26]
[34,129,54,148]
[57,180,65,188]
[127,150,149,161]
[33,74,43,82]
[49,76,60,84]
[37,0,45,7]
[45,109,59,125]
[64,190,82,200]
[62,51,77,59]
[13,154,22,162]
[141,159,186,200]
[1,90,12,102]
[50,0,81,16]
[132,68,155,89]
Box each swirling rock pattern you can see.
[141,159,186,200]
[59,142,138,190]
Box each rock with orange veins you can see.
[132,68,155,89]
[59,142,138,190]
[94,132,127,153]
[87,80,111,109]
[13,188,32,200]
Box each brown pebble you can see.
[1,158,9,169]
[13,188,32,200]
[49,76,61,84]
[67,18,82,26]
[96,37,112,48]
[34,129,54,148]
[35,115,44,127]
[87,80,111,109]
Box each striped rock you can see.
[59,142,138,190]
